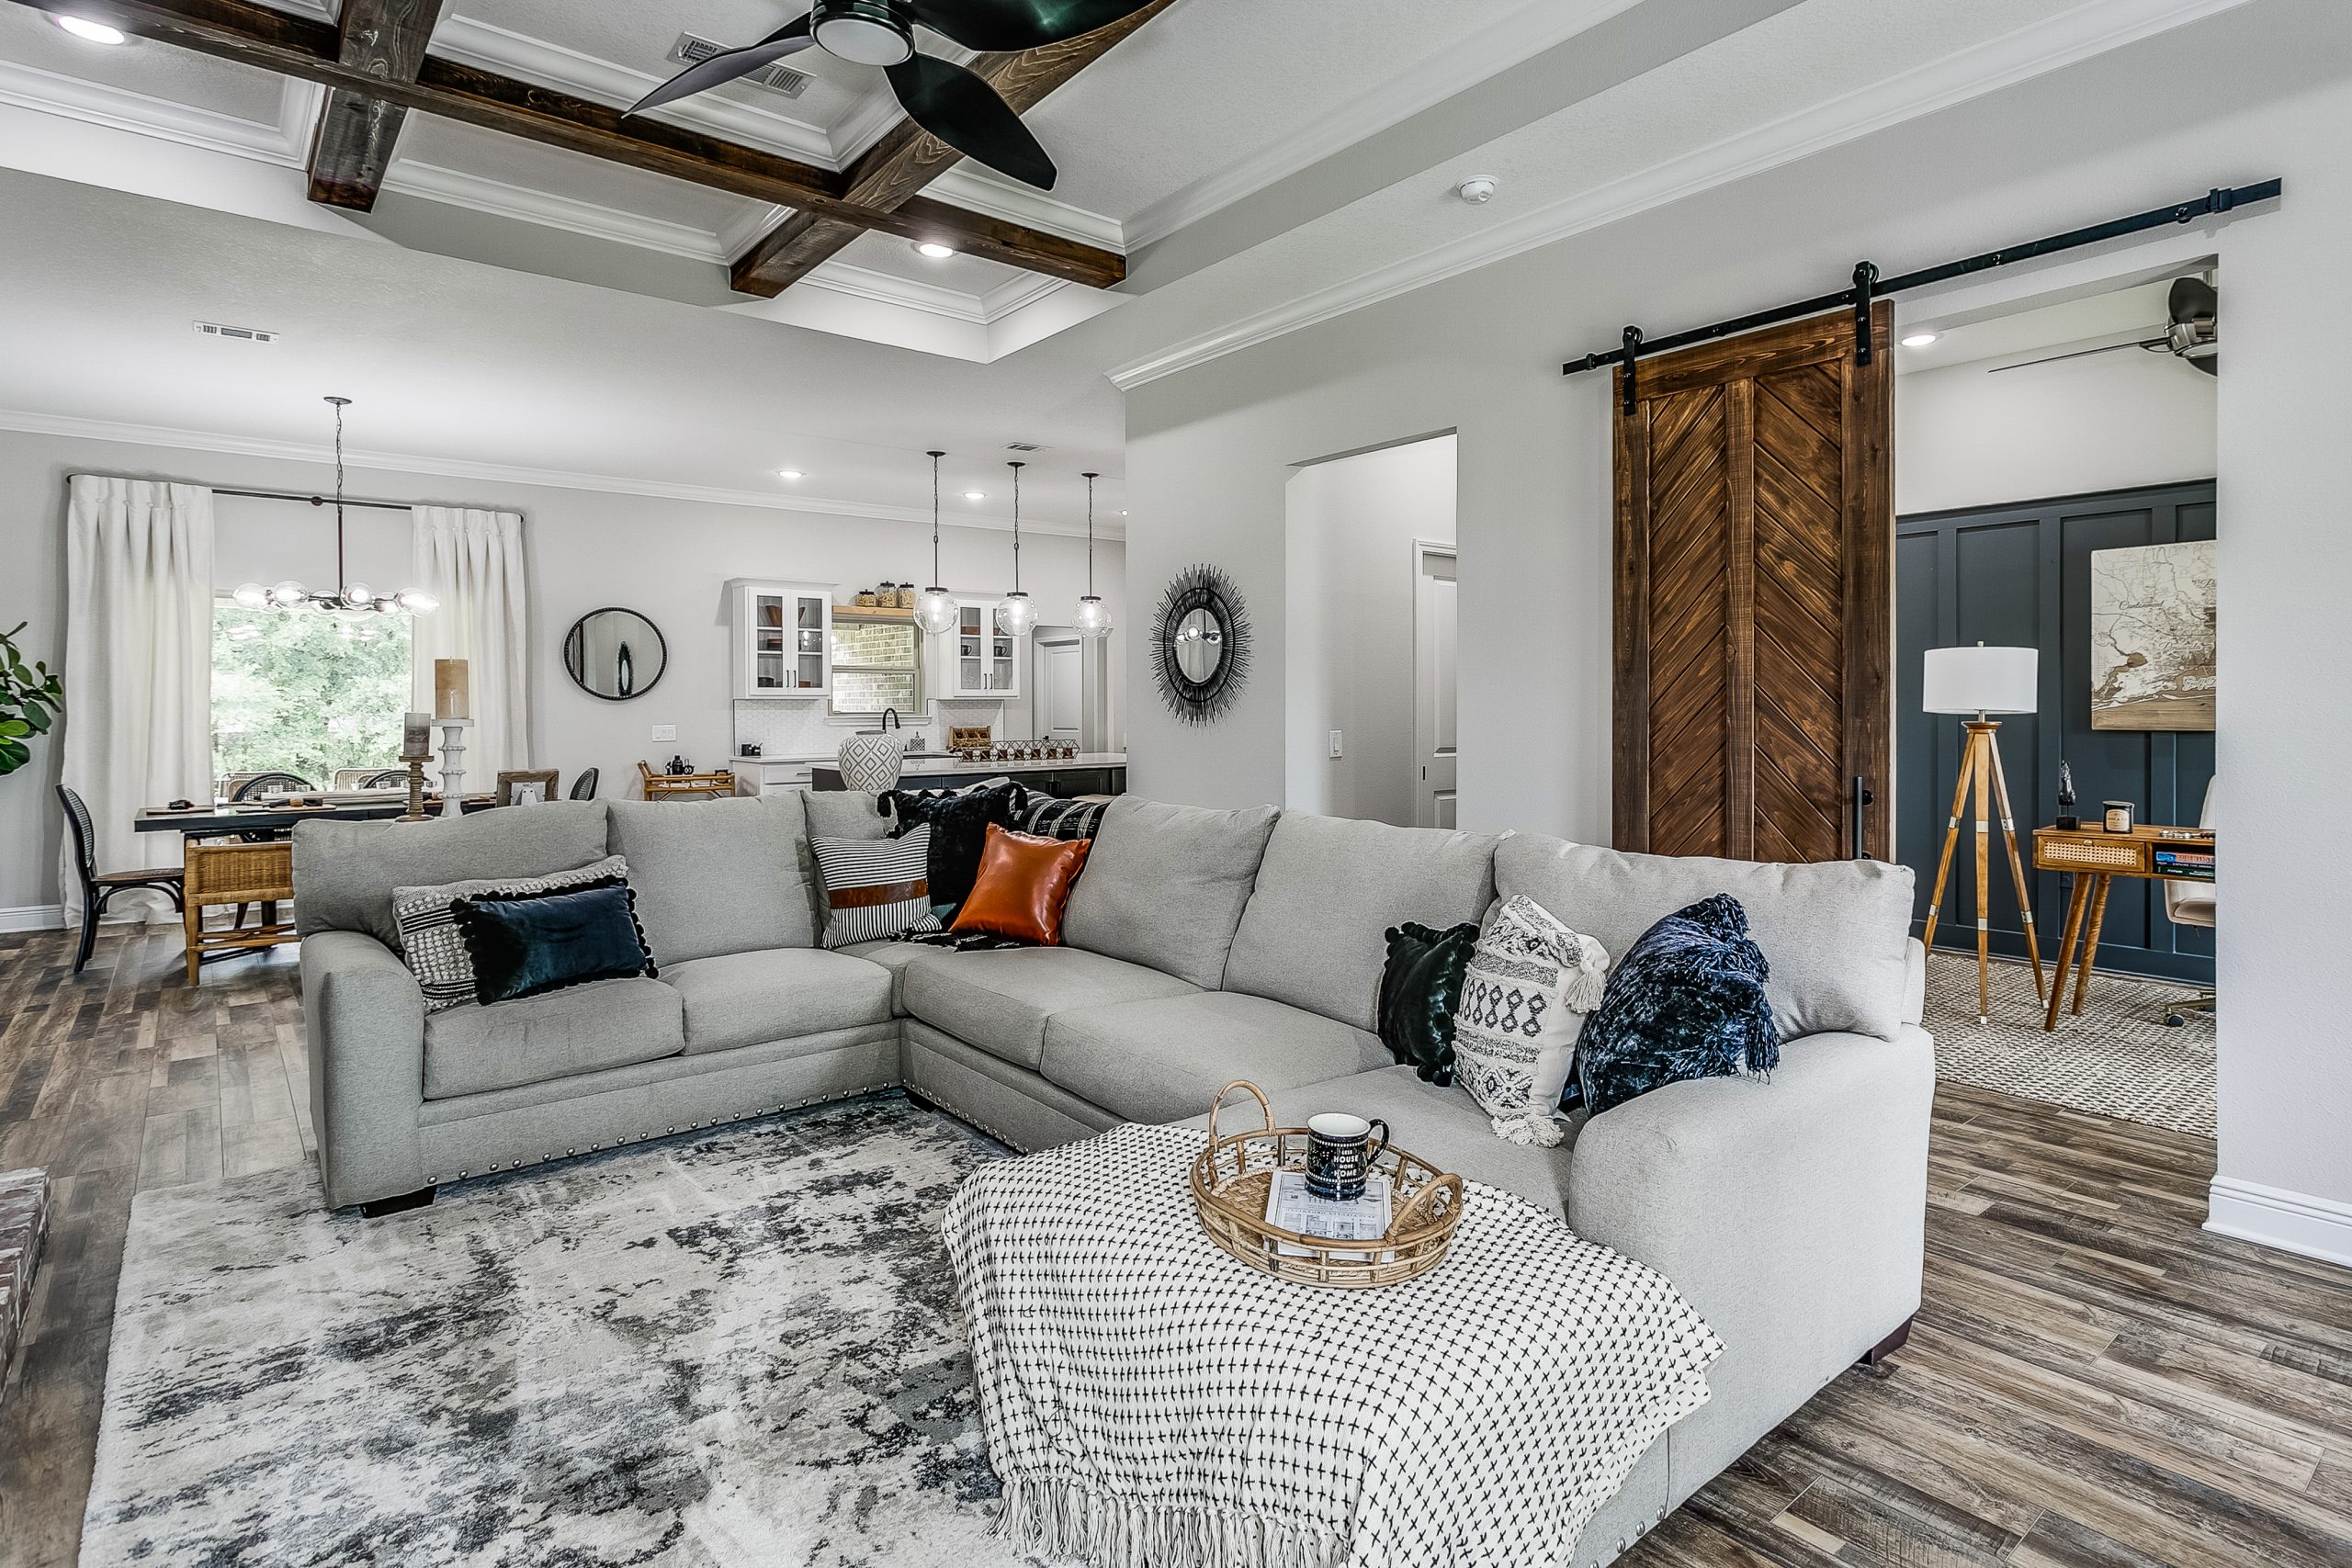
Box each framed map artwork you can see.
[2088,539,2215,730]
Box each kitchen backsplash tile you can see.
[731,698,1005,760]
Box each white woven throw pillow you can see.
[1454,894,1610,1145]
[392,854,629,1012]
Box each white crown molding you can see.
[799,260,991,323]
[927,164,1127,251]
[0,905,64,934]
[426,15,846,169]
[2208,1177,2352,1268]
[381,160,732,262]
[0,407,1124,539]
[0,54,303,164]
[979,269,1069,321]
[1120,0,1645,251]
[1108,0,2256,390]
[718,200,795,263]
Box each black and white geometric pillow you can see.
[1453,894,1610,1146]
[810,827,944,949]
[392,854,628,1011]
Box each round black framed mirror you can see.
[1149,564,1250,725]
[564,607,667,701]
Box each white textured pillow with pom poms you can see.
[1453,894,1610,1145]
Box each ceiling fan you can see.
[1990,276,2219,377]
[629,1,1160,190]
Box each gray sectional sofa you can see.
[295,789,1933,1568]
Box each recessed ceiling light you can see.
[964,491,987,501]
[776,468,803,479]
[54,14,126,42]
[915,242,956,259]
[1901,332,1939,348]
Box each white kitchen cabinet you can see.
[728,580,832,699]
[946,598,1021,697]
[731,759,818,795]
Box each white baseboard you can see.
[2207,1177,2352,1268]
[0,904,64,932]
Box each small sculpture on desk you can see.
[667,755,692,775]
[2055,760,2078,830]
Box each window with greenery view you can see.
[212,601,411,787]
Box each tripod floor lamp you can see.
[1921,644,2047,1023]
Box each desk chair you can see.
[2161,778,2216,1027]
[58,784,185,974]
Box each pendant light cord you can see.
[329,395,350,594]
[927,449,944,585]
[1082,472,1096,595]
[1009,461,1023,593]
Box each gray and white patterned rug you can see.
[1923,951,2215,1137]
[83,1096,1051,1568]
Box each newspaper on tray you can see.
[1262,1169,1393,1261]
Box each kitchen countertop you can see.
[850,752,1126,777]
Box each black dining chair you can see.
[569,768,600,800]
[58,784,185,974]
[359,769,408,789]
[230,772,314,801]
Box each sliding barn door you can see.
[1612,304,1893,861]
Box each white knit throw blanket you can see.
[943,1123,1723,1568]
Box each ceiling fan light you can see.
[1073,595,1112,639]
[812,2,913,65]
[913,586,960,637]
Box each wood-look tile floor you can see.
[2,923,2347,1568]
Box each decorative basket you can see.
[1190,1080,1464,1289]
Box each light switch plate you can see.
[1328,730,1343,759]
[651,724,678,742]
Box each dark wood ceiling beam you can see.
[730,0,1173,298]
[306,0,448,212]
[5,0,1125,288]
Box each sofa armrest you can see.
[1566,1027,1933,1490]
[1902,937,1927,1027]
[301,931,428,1209]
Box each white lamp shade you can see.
[1922,645,2037,715]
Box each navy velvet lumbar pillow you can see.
[1573,893,1779,1115]
[450,876,657,1007]
[1377,920,1480,1085]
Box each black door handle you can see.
[1850,776,1876,860]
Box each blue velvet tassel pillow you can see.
[1573,893,1779,1115]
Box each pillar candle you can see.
[434,659,470,720]
[401,711,433,760]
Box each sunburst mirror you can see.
[1149,564,1250,725]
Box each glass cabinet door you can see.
[794,593,826,691]
[753,592,786,690]
[958,604,988,692]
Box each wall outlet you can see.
[1328,730,1344,759]
[651,724,678,742]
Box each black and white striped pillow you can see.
[392,854,629,1011]
[1023,795,1106,842]
[810,826,944,948]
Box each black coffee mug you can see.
[1305,1112,1390,1201]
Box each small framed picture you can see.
[498,769,559,807]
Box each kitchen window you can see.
[830,615,923,716]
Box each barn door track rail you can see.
[1566,179,2280,412]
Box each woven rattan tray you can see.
[1190,1080,1464,1288]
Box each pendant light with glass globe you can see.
[1073,470,1112,639]
[994,460,1038,638]
[230,397,437,617]
[911,449,961,637]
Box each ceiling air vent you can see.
[1005,442,1046,452]
[194,321,278,344]
[668,33,812,98]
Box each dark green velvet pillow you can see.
[451,877,656,1007]
[1377,920,1480,1085]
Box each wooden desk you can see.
[2032,823,2216,1031]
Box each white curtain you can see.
[60,476,216,921]
[410,507,529,782]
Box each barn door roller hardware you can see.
[1565,179,2280,387]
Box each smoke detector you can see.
[1456,175,1498,205]
[667,33,812,97]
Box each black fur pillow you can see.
[1574,894,1779,1115]
[881,781,1029,913]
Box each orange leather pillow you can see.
[951,824,1092,944]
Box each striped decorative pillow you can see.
[810,826,944,948]
[392,854,629,1012]
[1023,795,1107,842]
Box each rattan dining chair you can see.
[57,784,185,974]
[181,839,297,983]
[230,772,314,801]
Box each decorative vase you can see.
[838,730,906,793]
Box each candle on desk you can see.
[434,659,470,720]
[401,711,433,761]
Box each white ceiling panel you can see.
[0,8,289,127]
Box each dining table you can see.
[134,795,497,838]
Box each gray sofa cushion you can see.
[841,940,934,1014]
[422,976,684,1100]
[661,947,894,1054]
[1221,814,1501,1032]
[903,946,1197,1071]
[1061,797,1280,989]
[1177,1065,1584,1219]
[1040,990,1390,1125]
[295,802,612,950]
[1494,835,1916,1043]
[607,795,815,968]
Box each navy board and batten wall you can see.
[1895,480,2214,985]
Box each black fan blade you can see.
[903,0,1159,52]
[886,52,1057,189]
[629,15,814,115]
[2168,276,2218,325]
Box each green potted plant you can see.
[0,622,62,777]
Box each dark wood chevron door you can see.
[1612,303,1893,861]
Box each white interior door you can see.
[1415,545,1458,828]
[1037,637,1082,741]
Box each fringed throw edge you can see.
[995,1475,1351,1568]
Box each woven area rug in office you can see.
[80,1098,1055,1568]
[1924,951,2214,1137]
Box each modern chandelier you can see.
[231,397,435,617]
[912,449,961,637]
[1073,470,1111,640]
[995,459,1037,638]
